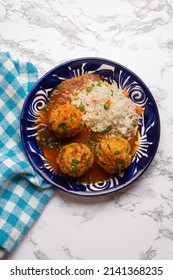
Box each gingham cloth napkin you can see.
[0,52,54,257]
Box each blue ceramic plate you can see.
[20,58,160,196]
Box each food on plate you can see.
[48,103,83,138]
[56,143,94,177]
[95,137,132,174]
[70,77,139,137]
[37,74,142,183]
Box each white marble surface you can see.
[1,0,173,260]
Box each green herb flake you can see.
[115,150,121,155]
[48,138,54,148]
[57,141,63,150]
[57,122,70,136]
[71,164,77,172]
[71,158,79,172]
[87,136,98,148]
[71,144,77,149]
[99,125,113,135]
[58,122,66,129]
[73,158,79,164]
[70,114,74,122]
[117,161,124,174]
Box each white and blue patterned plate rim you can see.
[20,57,160,197]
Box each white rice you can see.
[70,79,139,137]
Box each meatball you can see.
[56,143,94,177]
[48,103,83,138]
[95,137,132,174]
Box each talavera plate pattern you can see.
[20,58,160,196]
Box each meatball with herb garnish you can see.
[56,143,94,177]
[95,137,132,174]
[48,103,83,138]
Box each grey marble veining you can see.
[1,0,173,260]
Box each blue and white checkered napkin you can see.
[0,52,54,256]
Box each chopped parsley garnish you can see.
[71,144,77,149]
[71,158,79,172]
[99,125,113,134]
[70,114,74,122]
[57,122,70,136]
[117,161,124,174]
[87,136,98,150]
